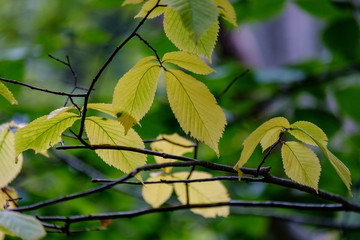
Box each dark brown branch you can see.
[77,0,162,137]
[36,201,348,223]
[135,34,165,69]
[0,77,86,97]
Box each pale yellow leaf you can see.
[142,175,174,207]
[0,231,4,240]
[85,117,147,176]
[0,187,18,210]
[15,112,80,155]
[0,210,46,240]
[234,117,290,177]
[0,121,14,134]
[214,0,237,26]
[165,70,226,155]
[290,123,351,194]
[173,171,229,218]
[112,57,161,134]
[162,51,215,75]
[150,133,194,173]
[0,82,17,105]
[289,121,328,147]
[135,0,166,19]
[122,0,145,6]
[47,106,75,120]
[164,8,219,62]
[281,141,321,192]
[260,127,283,152]
[327,150,352,195]
[87,103,117,118]
[0,129,22,188]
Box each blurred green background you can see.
[1,0,360,239]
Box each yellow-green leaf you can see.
[15,112,80,155]
[122,0,145,6]
[165,69,226,155]
[234,117,290,177]
[0,187,18,210]
[162,51,215,75]
[142,174,174,207]
[0,128,22,188]
[173,171,230,218]
[164,0,219,40]
[87,103,117,118]
[150,133,194,173]
[289,121,328,147]
[112,57,161,134]
[290,123,351,194]
[0,211,46,240]
[327,150,352,195]
[0,82,17,105]
[85,117,147,176]
[164,8,219,62]
[135,0,166,19]
[214,0,237,26]
[260,127,283,152]
[281,141,321,192]
[47,106,75,120]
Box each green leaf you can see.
[234,117,290,177]
[164,8,219,61]
[290,125,352,194]
[0,82,17,105]
[162,51,215,75]
[0,127,22,188]
[335,86,360,122]
[112,57,161,134]
[260,127,283,152]
[85,117,147,176]
[289,121,328,147]
[87,103,117,118]
[15,112,79,155]
[165,69,226,155]
[281,141,321,192]
[135,0,167,19]
[122,0,145,6]
[142,174,174,207]
[214,0,237,26]
[164,0,219,40]
[173,171,230,218]
[0,210,46,240]
[296,0,344,19]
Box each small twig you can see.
[0,77,86,97]
[135,33,165,69]
[216,69,250,101]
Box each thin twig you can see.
[135,33,165,69]
[216,69,250,101]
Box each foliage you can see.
[1,0,360,239]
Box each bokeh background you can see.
[1,0,360,239]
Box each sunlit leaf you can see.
[165,69,226,155]
[15,112,80,155]
[0,210,46,240]
[173,171,230,218]
[87,103,117,118]
[234,117,290,178]
[135,0,166,19]
[150,133,194,173]
[47,106,75,120]
[122,0,145,6]
[281,141,321,192]
[164,0,219,40]
[112,57,161,134]
[164,8,219,61]
[0,187,18,210]
[0,82,17,105]
[142,174,174,207]
[214,0,237,26]
[85,117,147,177]
[291,125,352,194]
[0,127,23,188]
[162,51,215,75]
[260,127,283,152]
[289,121,328,146]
